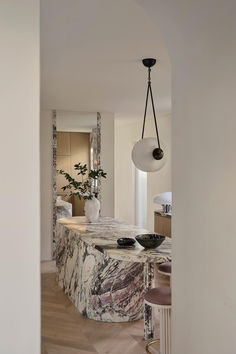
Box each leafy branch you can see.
[58,162,107,200]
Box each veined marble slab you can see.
[56,217,171,331]
[56,216,171,263]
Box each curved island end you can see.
[56,217,171,339]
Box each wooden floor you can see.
[41,267,168,354]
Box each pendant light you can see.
[132,58,164,172]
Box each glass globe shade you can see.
[132,137,165,172]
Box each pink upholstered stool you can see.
[145,286,171,354]
[158,262,172,277]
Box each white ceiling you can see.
[41,0,171,121]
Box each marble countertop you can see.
[57,216,171,263]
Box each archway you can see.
[136,1,236,353]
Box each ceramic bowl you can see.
[135,234,165,249]
[117,238,136,247]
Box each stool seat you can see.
[158,261,172,274]
[145,286,171,306]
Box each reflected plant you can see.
[58,162,107,200]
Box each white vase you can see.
[84,197,100,222]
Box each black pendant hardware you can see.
[141,58,164,160]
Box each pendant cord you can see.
[149,82,161,149]
[141,67,161,149]
[141,70,150,139]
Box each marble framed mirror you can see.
[52,111,101,257]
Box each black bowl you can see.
[135,234,165,249]
[117,238,136,247]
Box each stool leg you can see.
[160,308,171,354]
[145,339,160,353]
[144,263,154,339]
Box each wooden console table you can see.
[154,211,171,238]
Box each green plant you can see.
[58,162,107,200]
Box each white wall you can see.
[56,111,97,132]
[115,114,171,230]
[0,1,40,353]
[40,110,53,261]
[137,0,236,353]
[101,112,115,217]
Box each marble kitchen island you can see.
[56,217,171,339]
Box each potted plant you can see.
[58,162,107,222]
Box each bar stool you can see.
[145,286,171,354]
[145,262,172,353]
[158,261,172,277]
